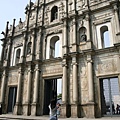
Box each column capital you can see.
[62,59,67,67]
[62,63,67,67]
[72,62,77,66]
[31,29,36,36]
[87,60,93,63]
[18,67,24,74]
[34,64,41,72]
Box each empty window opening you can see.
[15,49,21,64]
[100,26,110,48]
[100,77,120,116]
[50,36,60,58]
[55,40,60,57]
[51,6,58,22]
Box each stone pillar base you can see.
[22,103,31,116]
[0,103,5,114]
[13,103,22,115]
[31,103,40,116]
[86,102,95,118]
[60,104,70,118]
[71,104,79,118]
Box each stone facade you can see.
[0,0,120,118]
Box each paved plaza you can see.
[0,114,120,120]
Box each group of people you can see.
[110,104,120,114]
[49,99,61,120]
[116,104,120,114]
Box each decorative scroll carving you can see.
[77,0,86,9]
[46,25,62,35]
[59,2,65,19]
[44,7,49,25]
[80,65,88,90]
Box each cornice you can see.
[43,57,62,64]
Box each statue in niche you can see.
[27,36,32,55]
[27,42,32,55]
[80,31,87,42]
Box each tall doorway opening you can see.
[43,78,62,115]
[100,77,120,116]
[7,87,17,113]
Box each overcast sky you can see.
[0,0,36,58]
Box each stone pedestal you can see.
[86,102,95,118]
[71,104,78,118]
[60,104,70,118]
[31,103,40,116]
[13,103,22,115]
[23,103,31,116]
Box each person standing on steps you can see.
[49,99,59,120]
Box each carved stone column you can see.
[4,38,11,66]
[113,4,120,43]
[86,54,95,118]
[85,13,90,41]
[71,55,78,118]
[36,29,41,60]
[113,4,120,34]
[20,34,26,63]
[63,21,68,55]
[14,67,23,115]
[0,42,5,64]
[31,64,40,116]
[85,13,92,50]
[61,59,68,117]
[87,55,93,102]
[72,18,77,52]
[30,30,35,61]
[0,69,7,111]
[24,64,32,115]
[26,30,35,62]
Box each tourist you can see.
[49,99,59,120]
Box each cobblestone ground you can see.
[0,114,120,120]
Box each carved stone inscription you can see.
[42,62,62,76]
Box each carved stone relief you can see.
[8,72,18,85]
[44,7,49,25]
[97,59,117,75]
[76,0,86,10]
[22,72,28,104]
[38,9,43,25]
[80,67,88,90]
[59,2,65,19]
[13,38,23,48]
[30,12,36,22]
[46,25,62,35]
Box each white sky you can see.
[0,0,36,58]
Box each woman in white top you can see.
[49,99,59,120]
